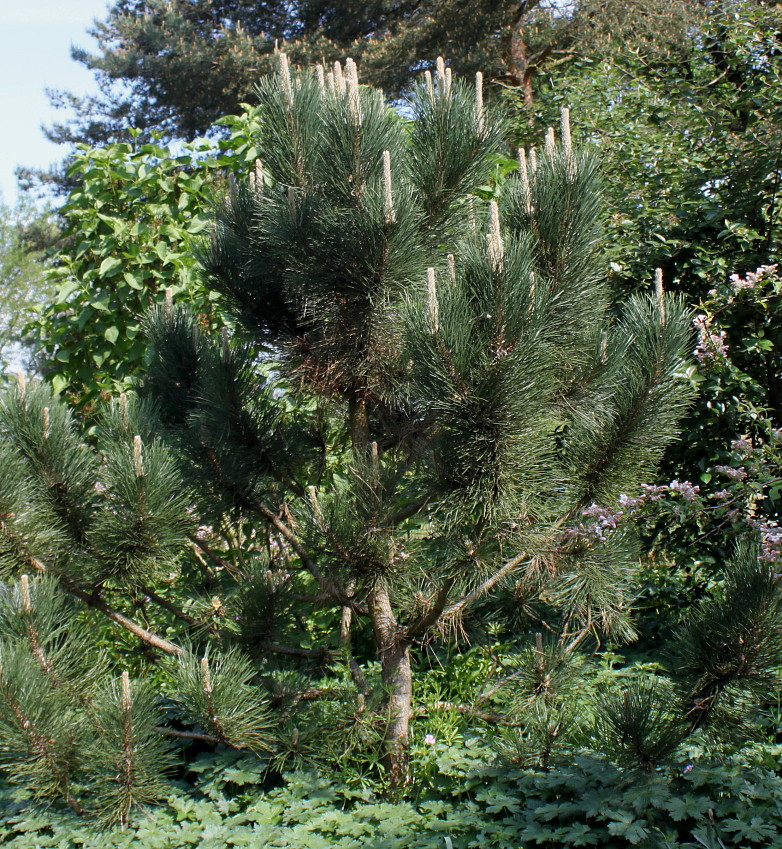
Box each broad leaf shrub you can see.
[510,3,782,300]
[2,743,782,847]
[26,111,262,410]
[680,264,782,488]
[559,265,782,632]
[632,265,782,601]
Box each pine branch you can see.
[403,577,456,639]
[153,726,220,744]
[339,592,371,695]
[444,551,529,619]
[61,578,184,658]
[138,586,201,627]
[25,556,183,656]
[388,494,432,527]
[254,501,369,616]
[19,575,59,687]
[188,533,248,580]
[171,648,275,752]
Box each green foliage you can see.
[49,0,717,151]
[594,678,688,770]
[0,55,746,826]
[170,647,276,752]
[87,674,177,827]
[0,575,106,700]
[0,197,55,370]
[507,3,782,554]
[672,542,782,735]
[491,637,589,769]
[513,2,782,299]
[0,381,192,586]
[685,263,782,479]
[3,744,782,847]
[0,638,83,807]
[0,575,174,822]
[90,436,193,585]
[27,115,262,408]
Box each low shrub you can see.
[2,742,781,848]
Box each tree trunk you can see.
[509,4,535,107]
[368,580,412,789]
[348,392,370,452]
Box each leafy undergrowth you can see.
[2,741,781,848]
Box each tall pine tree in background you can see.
[44,0,712,147]
[5,58,779,822]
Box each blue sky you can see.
[0,0,109,204]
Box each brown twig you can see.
[255,501,369,616]
[188,533,248,580]
[154,726,221,745]
[444,551,529,619]
[413,701,519,726]
[26,556,184,656]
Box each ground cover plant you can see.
[1,55,782,841]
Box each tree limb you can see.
[154,726,221,744]
[402,577,456,640]
[188,533,248,580]
[139,585,201,626]
[255,501,369,616]
[443,552,529,619]
[26,556,184,656]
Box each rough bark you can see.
[348,392,371,454]
[368,579,412,789]
[508,4,535,106]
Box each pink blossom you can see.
[693,314,729,363]
[668,480,700,501]
[729,264,778,293]
[714,465,747,481]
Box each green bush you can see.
[26,112,262,409]
[2,743,781,847]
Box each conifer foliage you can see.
[141,56,695,785]
[0,56,735,820]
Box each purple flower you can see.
[693,315,729,362]
[714,465,747,481]
[683,764,694,774]
[669,480,700,501]
[424,734,436,745]
[760,522,782,563]
[640,483,667,501]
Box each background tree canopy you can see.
[0,198,57,371]
[47,0,729,146]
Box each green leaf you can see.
[50,374,68,394]
[99,256,123,278]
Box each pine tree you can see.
[0,56,708,813]
[139,55,695,785]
